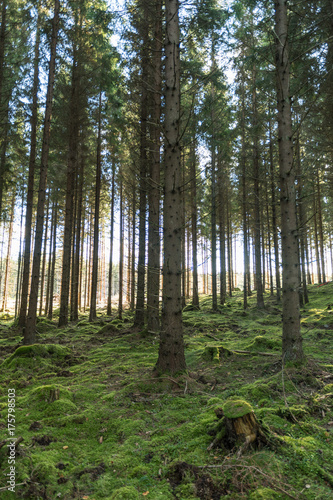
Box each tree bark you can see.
[274,0,304,362]
[155,0,186,375]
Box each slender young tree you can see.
[155,0,186,375]
[274,0,304,362]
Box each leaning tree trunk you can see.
[24,0,60,345]
[274,0,304,362]
[155,0,186,375]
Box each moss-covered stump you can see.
[202,345,234,363]
[208,399,267,454]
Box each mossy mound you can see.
[35,318,57,332]
[2,344,71,367]
[223,399,253,419]
[249,488,280,499]
[247,336,281,351]
[97,323,119,335]
[25,384,74,404]
[43,398,78,416]
[110,486,140,499]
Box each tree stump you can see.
[223,400,258,451]
[208,399,267,455]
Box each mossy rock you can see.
[223,399,253,419]
[110,486,139,499]
[249,488,280,499]
[2,344,71,367]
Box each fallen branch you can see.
[233,349,278,357]
[0,436,24,450]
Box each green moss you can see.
[247,336,281,351]
[33,461,58,483]
[110,486,140,499]
[26,384,73,403]
[43,398,78,416]
[2,344,71,366]
[223,399,253,419]
[249,488,281,499]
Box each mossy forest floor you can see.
[1,284,333,499]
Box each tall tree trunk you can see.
[252,68,264,308]
[1,191,14,312]
[45,199,55,316]
[241,83,248,309]
[147,0,162,332]
[227,202,233,297]
[24,0,60,345]
[316,169,326,282]
[155,0,186,375]
[118,176,123,320]
[19,3,41,327]
[89,92,102,322]
[71,149,84,321]
[48,199,58,319]
[107,164,115,316]
[0,0,7,218]
[58,43,80,326]
[191,140,199,308]
[15,194,25,318]
[130,186,136,310]
[134,2,149,327]
[313,189,321,284]
[269,117,281,300]
[218,150,227,305]
[39,195,50,316]
[295,130,309,304]
[274,0,304,362]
